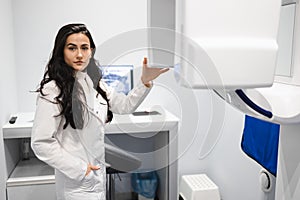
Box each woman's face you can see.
[64,33,93,71]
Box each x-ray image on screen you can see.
[100,65,134,95]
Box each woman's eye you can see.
[82,47,89,51]
[68,47,76,51]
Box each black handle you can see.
[235,89,273,118]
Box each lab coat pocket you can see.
[81,170,98,191]
[64,170,96,193]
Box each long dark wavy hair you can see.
[38,23,113,129]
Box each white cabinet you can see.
[7,158,55,200]
[2,109,179,200]
[3,130,56,200]
[2,113,55,200]
[7,183,55,200]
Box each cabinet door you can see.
[7,183,56,200]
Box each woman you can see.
[31,23,168,200]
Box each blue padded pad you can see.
[241,115,280,176]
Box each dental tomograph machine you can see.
[147,0,300,199]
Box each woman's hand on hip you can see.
[85,163,100,176]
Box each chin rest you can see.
[105,143,141,173]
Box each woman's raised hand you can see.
[141,57,169,87]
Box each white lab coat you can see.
[31,71,151,200]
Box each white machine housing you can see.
[175,0,282,89]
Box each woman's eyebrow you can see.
[66,43,90,47]
[66,43,77,47]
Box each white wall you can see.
[12,0,147,112]
[0,0,18,198]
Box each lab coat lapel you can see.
[76,72,106,125]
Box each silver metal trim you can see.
[7,175,55,187]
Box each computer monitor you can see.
[100,65,134,95]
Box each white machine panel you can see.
[176,0,282,89]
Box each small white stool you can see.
[179,174,221,200]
